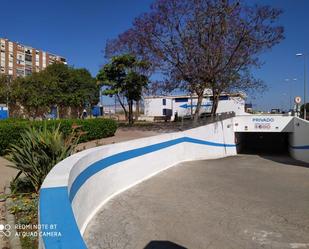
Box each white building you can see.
[144,93,246,120]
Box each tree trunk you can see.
[211,88,220,117]
[116,94,128,120]
[193,93,204,123]
[135,100,140,121]
[128,99,134,125]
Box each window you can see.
[163,108,167,115]
[162,99,166,105]
[175,98,188,102]
[16,68,24,77]
[209,96,229,101]
[25,54,32,61]
[25,69,32,76]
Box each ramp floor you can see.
[84,155,309,249]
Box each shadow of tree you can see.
[144,241,187,249]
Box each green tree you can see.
[67,68,99,117]
[13,72,52,117]
[106,0,284,122]
[300,103,309,120]
[12,63,99,118]
[0,75,13,106]
[97,54,149,124]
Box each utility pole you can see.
[296,53,307,120]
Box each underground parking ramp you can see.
[84,155,309,249]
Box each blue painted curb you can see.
[40,187,87,249]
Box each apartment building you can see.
[0,38,66,78]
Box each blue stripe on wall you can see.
[69,137,235,202]
[40,187,87,249]
[290,145,309,149]
[40,136,235,249]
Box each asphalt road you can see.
[84,154,309,249]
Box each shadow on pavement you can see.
[258,154,309,168]
[239,152,309,168]
[144,241,187,249]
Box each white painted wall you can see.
[72,118,235,234]
[218,97,246,115]
[144,98,173,116]
[40,118,236,246]
[233,115,294,132]
[289,117,309,163]
[144,96,246,119]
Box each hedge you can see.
[0,118,118,156]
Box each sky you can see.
[1,0,309,111]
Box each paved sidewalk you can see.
[76,128,159,151]
[0,157,16,249]
[0,157,17,193]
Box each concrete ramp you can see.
[38,115,309,249]
[84,155,309,249]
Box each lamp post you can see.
[296,53,307,120]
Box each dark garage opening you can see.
[235,132,290,155]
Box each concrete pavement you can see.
[84,154,309,249]
[0,157,17,193]
[0,157,16,249]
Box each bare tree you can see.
[106,0,284,121]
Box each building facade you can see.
[144,93,247,120]
[0,38,66,78]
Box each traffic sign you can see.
[295,96,302,104]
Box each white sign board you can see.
[295,96,302,104]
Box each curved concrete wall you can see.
[289,117,309,163]
[39,119,236,249]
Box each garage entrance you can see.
[235,132,290,154]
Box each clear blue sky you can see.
[1,0,309,111]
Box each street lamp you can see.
[284,78,297,111]
[296,53,307,120]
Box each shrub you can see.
[10,177,35,194]
[0,121,29,155]
[0,118,117,155]
[74,118,118,142]
[6,125,79,192]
